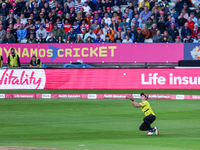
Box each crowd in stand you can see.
[0,0,200,43]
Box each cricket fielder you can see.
[128,93,159,136]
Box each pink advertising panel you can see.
[58,94,81,99]
[13,94,36,99]
[44,68,200,89]
[0,43,183,63]
[36,94,58,98]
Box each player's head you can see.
[32,55,36,61]
[140,93,147,100]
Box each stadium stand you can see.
[0,0,199,44]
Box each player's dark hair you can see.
[140,93,147,99]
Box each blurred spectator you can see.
[190,12,198,24]
[51,23,66,39]
[114,32,122,43]
[66,27,77,41]
[87,0,95,12]
[0,25,6,42]
[22,2,32,18]
[39,0,46,8]
[165,17,179,30]
[85,36,93,43]
[7,48,20,67]
[163,30,173,42]
[182,3,191,14]
[168,23,179,41]
[66,0,75,8]
[35,18,45,31]
[119,17,130,31]
[139,0,150,9]
[183,33,194,42]
[83,25,90,37]
[134,14,142,28]
[72,19,81,34]
[181,22,192,39]
[177,12,187,27]
[107,7,112,18]
[192,23,200,38]
[37,33,46,43]
[62,3,70,14]
[95,0,103,11]
[99,29,105,41]
[160,4,169,15]
[91,19,98,31]
[83,1,91,13]
[126,2,134,14]
[182,9,189,20]
[116,7,122,17]
[14,18,21,30]
[104,35,112,43]
[152,2,161,13]
[175,36,182,43]
[161,35,169,43]
[122,34,133,43]
[12,3,20,16]
[170,7,179,20]
[93,11,102,24]
[2,28,15,42]
[6,13,16,27]
[103,12,111,26]
[76,11,83,23]
[140,6,152,23]
[110,18,119,32]
[69,6,76,21]
[195,8,200,19]
[105,28,115,42]
[27,34,37,43]
[187,17,195,31]
[153,30,162,42]
[150,0,155,11]
[55,17,64,28]
[84,28,96,41]
[159,11,167,22]
[112,0,121,9]
[17,24,27,42]
[146,18,153,30]
[124,27,134,41]
[75,35,84,43]
[175,0,184,13]
[84,12,93,27]
[131,18,139,30]
[49,0,56,9]
[47,33,57,43]
[46,17,53,32]
[98,7,104,18]
[63,19,72,33]
[25,18,35,33]
[2,33,15,43]
[150,24,158,38]
[36,24,47,39]
[94,24,103,34]
[93,33,104,43]
[159,0,169,7]
[0,3,9,17]
[75,0,84,12]
[29,55,42,68]
[135,28,145,42]
[123,8,132,19]
[142,25,150,39]
[57,36,65,43]
[103,0,113,12]
[193,33,200,43]
[27,29,36,39]
[20,13,27,25]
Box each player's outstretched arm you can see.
[127,96,142,108]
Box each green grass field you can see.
[0,89,200,150]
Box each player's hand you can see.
[127,96,134,101]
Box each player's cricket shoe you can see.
[154,127,159,135]
[148,131,154,136]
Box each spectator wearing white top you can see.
[36,24,47,39]
[190,12,198,24]
[20,13,27,25]
[66,0,74,8]
[103,12,111,26]
[84,28,96,41]
[75,0,84,12]
[49,0,57,9]
[122,35,133,43]
[83,1,91,13]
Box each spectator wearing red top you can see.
[94,24,103,35]
[45,17,53,32]
[64,19,72,33]
[80,19,87,34]
[187,17,194,33]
